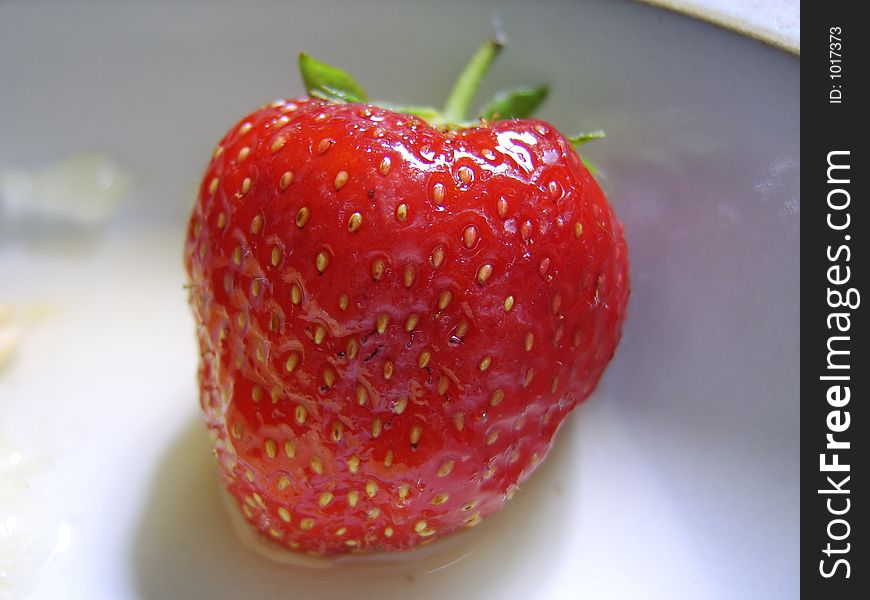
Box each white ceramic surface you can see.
[0,1,799,598]
[642,0,799,53]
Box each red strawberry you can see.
[184,40,628,556]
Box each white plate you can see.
[0,1,799,598]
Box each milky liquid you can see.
[222,486,492,573]
[0,153,130,225]
[0,440,70,600]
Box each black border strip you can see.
[802,5,867,596]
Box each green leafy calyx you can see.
[480,86,549,121]
[297,41,602,147]
[298,52,368,104]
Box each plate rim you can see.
[638,0,800,55]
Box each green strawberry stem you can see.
[295,40,602,151]
[442,39,503,124]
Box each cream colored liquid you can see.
[222,486,492,572]
[0,440,70,600]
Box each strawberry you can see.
[184,40,629,556]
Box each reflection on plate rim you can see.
[639,0,800,55]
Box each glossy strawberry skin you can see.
[184,98,628,554]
